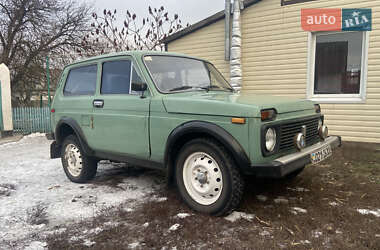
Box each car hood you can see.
[162,92,315,117]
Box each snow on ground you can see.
[290,207,308,215]
[224,211,255,222]
[168,223,181,232]
[176,213,191,219]
[357,208,380,217]
[0,135,161,248]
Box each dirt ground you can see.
[46,142,380,250]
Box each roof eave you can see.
[162,0,261,45]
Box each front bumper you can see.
[249,136,342,178]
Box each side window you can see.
[101,60,132,94]
[63,65,97,96]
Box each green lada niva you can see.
[49,51,341,215]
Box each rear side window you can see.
[101,60,132,94]
[63,65,97,96]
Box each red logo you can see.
[301,9,342,31]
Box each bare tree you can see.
[0,0,92,106]
[81,6,188,55]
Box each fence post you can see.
[46,56,51,108]
[0,63,13,137]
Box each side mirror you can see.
[131,82,147,92]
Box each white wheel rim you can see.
[182,152,223,205]
[64,144,82,177]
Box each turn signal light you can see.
[261,109,277,121]
[231,118,246,124]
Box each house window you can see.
[308,31,369,103]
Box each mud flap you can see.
[50,141,61,159]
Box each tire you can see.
[284,166,305,180]
[61,135,98,183]
[175,138,244,216]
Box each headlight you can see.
[318,118,323,130]
[294,133,306,150]
[265,128,277,152]
[319,125,329,140]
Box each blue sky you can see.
[86,0,225,26]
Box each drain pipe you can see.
[225,0,231,61]
[230,0,243,91]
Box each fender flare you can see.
[164,121,250,184]
[55,117,94,156]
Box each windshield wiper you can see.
[200,85,234,92]
[169,86,196,92]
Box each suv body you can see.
[49,51,341,215]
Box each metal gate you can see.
[12,107,51,134]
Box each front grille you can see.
[279,117,320,151]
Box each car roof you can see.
[66,50,205,68]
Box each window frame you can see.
[307,31,369,103]
[63,64,98,97]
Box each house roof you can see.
[162,0,262,45]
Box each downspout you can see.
[230,0,243,91]
[224,0,231,61]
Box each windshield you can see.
[144,55,233,93]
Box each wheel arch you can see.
[55,117,94,156]
[165,121,250,185]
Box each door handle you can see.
[93,99,104,108]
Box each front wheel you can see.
[61,135,98,183]
[175,138,244,216]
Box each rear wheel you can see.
[61,135,98,183]
[176,138,244,216]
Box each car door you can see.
[56,64,98,148]
[91,56,150,159]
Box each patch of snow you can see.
[83,227,103,235]
[124,208,135,212]
[274,197,289,204]
[329,202,339,207]
[224,211,254,222]
[287,187,310,192]
[0,136,161,247]
[176,213,191,219]
[259,230,271,237]
[169,223,181,232]
[300,240,311,244]
[357,208,380,217]
[24,133,46,138]
[256,195,268,202]
[312,231,323,238]
[104,221,120,227]
[336,230,343,234]
[24,241,47,250]
[290,207,307,215]
[128,242,140,249]
[83,239,96,247]
[151,196,168,202]
[143,222,149,227]
[69,235,82,242]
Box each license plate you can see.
[310,145,332,165]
